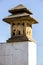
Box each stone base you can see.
[0,42,28,65]
[7,36,30,43]
[7,36,35,43]
[0,42,36,65]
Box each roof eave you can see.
[8,8,32,15]
[3,15,38,24]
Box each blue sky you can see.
[0,0,43,65]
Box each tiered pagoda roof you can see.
[3,4,38,24]
[8,4,32,14]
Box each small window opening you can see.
[14,30,15,31]
[22,23,24,26]
[17,23,20,25]
[17,31,21,35]
[13,32,15,36]
[18,31,20,35]
[23,30,24,34]
[12,23,15,26]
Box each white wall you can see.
[0,41,36,65]
[28,42,37,65]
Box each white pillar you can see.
[0,41,37,65]
[28,42,37,65]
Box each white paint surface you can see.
[28,42,37,65]
[0,42,36,65]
